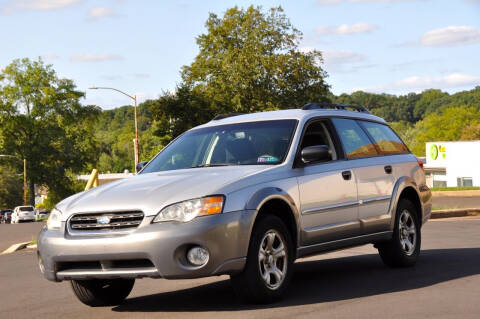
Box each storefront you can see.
[424,141,480,187]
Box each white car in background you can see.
[12,206,35,223]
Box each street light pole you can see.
[0,155,27,205]
[88,86,140,172]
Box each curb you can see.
[0,242,31,255]
[430,208,480,219]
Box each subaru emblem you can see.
[97,216,111,225]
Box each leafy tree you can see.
[413,89,449,119]
[409,106,480,155]
[0,166,23,209]
[461,123,480,140]
[181,5,330,114]
[0,58,100,205]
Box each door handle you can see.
[342,170,352,180]
[384,165,392,174]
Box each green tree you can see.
[0,166,23,209]
[0,58,100,206]
[413,89,449,119]
[409,106,480,155]
[461,123,480,140]
[181,5,330,114]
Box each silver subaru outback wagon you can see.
[38,103,432,306]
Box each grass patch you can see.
[29,240,38,245]
[431,186,480,192]
[432,206,458,211]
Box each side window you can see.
[300,120,337,161]
[331,118,378,159]
[358,121,409,155]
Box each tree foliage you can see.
[0,166,23,209]
[0,58,100,205]
[148,5,330,141]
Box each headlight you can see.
[46,208,62,230]
[152,196,224,223]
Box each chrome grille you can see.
[69,211,144,232]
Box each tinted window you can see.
[359,121,409,155]
[331,118,378,159]
[142,120,297,173]
[19,206,34,211]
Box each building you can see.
[424,141,480,188]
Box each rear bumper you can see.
[37,210,255,282]
[18,216,35,221]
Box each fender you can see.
[387,176,422,230]
[245,187,301,247]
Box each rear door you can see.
[355,120,410,233]
[297,119,360,246]
[331,118,403,234]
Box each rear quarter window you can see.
[359,121,409,155]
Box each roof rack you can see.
[302,103,370,114]
[212,113,245,121]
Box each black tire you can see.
[230,214,294,303]
[377,199,421,267]
[70,279,135,307]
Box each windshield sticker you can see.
[257,155,278,163]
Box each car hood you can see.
[57,166,271,220]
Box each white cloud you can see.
[316,23,377,36]
[353,73,480,93]
[319,0,421,5]
[71,54,123,62]
[133,73,150,79]
[2,0,81,13]
[420,26,480,46]
[322,49,365,65]
[40,54,60,61]
[393,73,480,89]
[88,7,114,20]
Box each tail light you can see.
[417,159,424,171]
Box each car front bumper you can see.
[38,210,256,282]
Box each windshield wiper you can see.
[189,163,237,168]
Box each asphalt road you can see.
[0,222,44,252]
[0,217,479,319]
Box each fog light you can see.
[187,246,209,266]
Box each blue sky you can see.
[1,0,479,109]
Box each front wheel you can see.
[377,199,421,267]
[230,215,294,303]
[71,279,135,307]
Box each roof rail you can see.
[212,113,245,121]
[302,103,370,114]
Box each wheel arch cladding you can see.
[398,186,422,225]
[246,188,300,250]
[256,198,298,250]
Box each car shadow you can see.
[112,247,480,313]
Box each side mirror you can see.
[301,145,331,164]
[136,161,148,173]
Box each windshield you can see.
[19,207,34,211]
[142,120,297,173]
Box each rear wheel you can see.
[71,279,135,307]
[230,215,294,303]
[377,199,421,267]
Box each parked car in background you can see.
[38,103,431,307]
[12,206,35,223]
[36,210,50,221]
[1,210,13,224]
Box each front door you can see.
[297,120,360,246]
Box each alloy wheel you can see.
[258,230,287,290]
